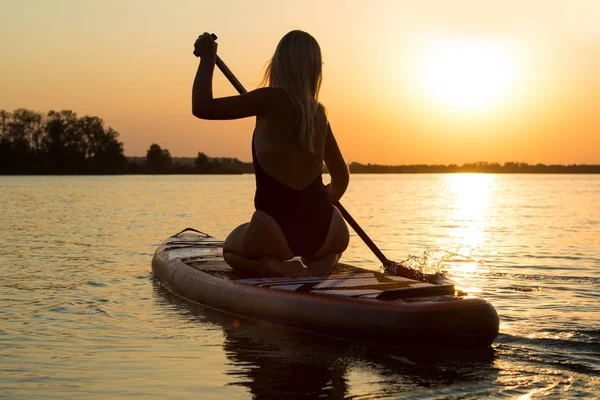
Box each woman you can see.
[192,30,349,277]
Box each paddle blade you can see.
[383,261,443,284]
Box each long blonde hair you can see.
[261,30,325,153]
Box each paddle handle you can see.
[334,202,389,265]
[194,33,248,95]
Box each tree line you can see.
[2,109,598,175]
[348,161,600,174]
[0,109,252,174]
[0,109,127,174]
[132,144,253,174]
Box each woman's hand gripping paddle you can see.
[194,34,438,283]
[194,33,248,94]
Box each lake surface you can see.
[1,174,598,399]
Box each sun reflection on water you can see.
[446,173,494,248]
[442,174,496,289]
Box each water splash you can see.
[383,247,488,283]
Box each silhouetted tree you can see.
[195,151,209,167]
[0,109,42,172]
[146,143,172,173]
[0,108,126,174]
[195,151,214,172]
[92,127,127,173]
[0,110,12,172]
[43,110,86,172]
[77,116,126,173]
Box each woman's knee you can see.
[328,208,350,253]
[223,223,249,255]
[244,211,294,260]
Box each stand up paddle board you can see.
[152,228,499,349]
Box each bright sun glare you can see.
[418,39,519,112]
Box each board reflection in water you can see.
[152,284,499,399]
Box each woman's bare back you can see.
[253,88,327,190]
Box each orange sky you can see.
[1,0,599,164]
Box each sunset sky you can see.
[1,0,599,164]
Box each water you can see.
[1,174,598,399]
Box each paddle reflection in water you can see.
[152,284,499,399]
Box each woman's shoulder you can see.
[250,87,290,103]
[250,87,294,116]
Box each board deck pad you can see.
[182,258,455,299]
[243,269,453,298]
[171,236,456,300]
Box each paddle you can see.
[195,34,434,283]
[332,202,430,281]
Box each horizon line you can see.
[124,155,600,167]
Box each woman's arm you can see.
[193,89,279,120]
[192,33,276,120]
[324,123,349,202]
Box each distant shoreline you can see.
[2,109,598,175]
[344,162,600,174]
[121,159,600,174]
[121,157,600,174]
[1,157,599,176]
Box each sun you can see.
[417,39,519,112]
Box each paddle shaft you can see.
[215,56,247,94]
[333,202,389,265]
[199,34,391,266]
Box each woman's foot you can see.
[302,254,339,276]
[224,252,307,277]
[262,257,307,277]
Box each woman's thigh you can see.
[225,211,294,260]
[312,207,349,259]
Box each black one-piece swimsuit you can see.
[252,135,333,258]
